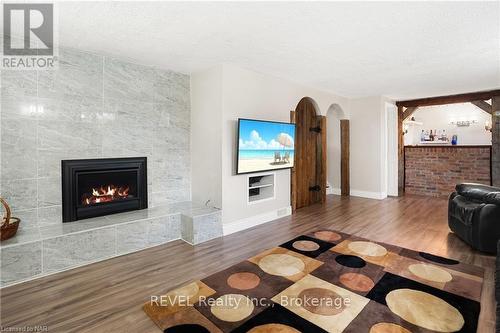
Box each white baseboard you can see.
[328,187,341,195]
[223,206,292,236]
[350,190,387,200]
[329,187,342,195]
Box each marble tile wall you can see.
[0,206,223,287]
[0,47,191,228]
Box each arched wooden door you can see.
[291,98,326,210]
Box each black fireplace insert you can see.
[62,157,148,222]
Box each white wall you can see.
[386,102,399,196]
[192,64,399,229]
[326,105,347,194]
[214,65,349,225]
[404,102,492,146]
[190,67,223,208]
[349,96,389,199]
[221,65,350,225]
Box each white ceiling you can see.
[21,2,500,99]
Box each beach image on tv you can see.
[238,119,295,174]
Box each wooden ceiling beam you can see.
[396,89,500,108]
[402,107,418,120]
[470,100,492,114]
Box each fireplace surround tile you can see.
[39,217,118,238]
[1,95,39,121]
[147,215,181,246]
[0,46,198,286]
[116,220,150,254]
[153,69,190,105]
[192,212,223,244]
[37,95,104,123]
[181,208,222,245]
[0,70,37,97]
[42,227,116,273]
[38,119,103,150]
[1,178,38,211]
[0,203,221,287]
[38,206,63,227]
[38,148,102,178]
[0,242,42,286]
[103,57,157,103]
[38,48,103,100]
[1,119,37,181]
[1,143,37,181]
[1,46,190,219]
[37,177,62,208]
[12,209,39,230]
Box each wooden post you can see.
[290,110,297,212]
[492,97,500,187]
[397,105,404,196]
[317,116,327,203]
[340,120,350,196]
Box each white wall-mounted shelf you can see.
[247,172,275,204]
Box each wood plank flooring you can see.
[0,195,496,332]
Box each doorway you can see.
[326,104,350,196]
[291,97,326,210]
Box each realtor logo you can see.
[2,3,57,69]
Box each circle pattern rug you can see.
[248,323,300,333]
[258,254,305,277]
[227,272,261,290]
[292,240,320,252]
[348,241,388,257]
[143,229,484,333]
[210,294,255,322]
[369,322,411,333]
[386,289,464,332]
[408,263,453,283]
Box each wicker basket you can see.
[1,197,20,241]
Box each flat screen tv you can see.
[237,118,296,174]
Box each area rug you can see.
[143,229,483,333]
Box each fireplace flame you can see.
[82,184,130,205]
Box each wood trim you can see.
[396,89,500,107]
[340,120,350,196]
[471,100,492,114]
[405,145,492,149]
[492,96,500,187]
[397,106,404,196]
[290,110,296,212]
[402,107,418,121]
[490,145,493,186]
[319,116,327,203]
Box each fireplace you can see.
[62,157,148,222]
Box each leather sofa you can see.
[448,183,500,254]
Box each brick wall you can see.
[492,97,500,186]
[405,146,491,197]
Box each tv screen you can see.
[237,118,296,174]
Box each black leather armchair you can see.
[448,183,500,253]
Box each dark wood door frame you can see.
[396,89,500,194]
[340,120,350,196]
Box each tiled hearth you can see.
[1,202,222,287]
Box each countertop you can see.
[405,144,491,148]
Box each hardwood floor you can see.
[0,195,496,332]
